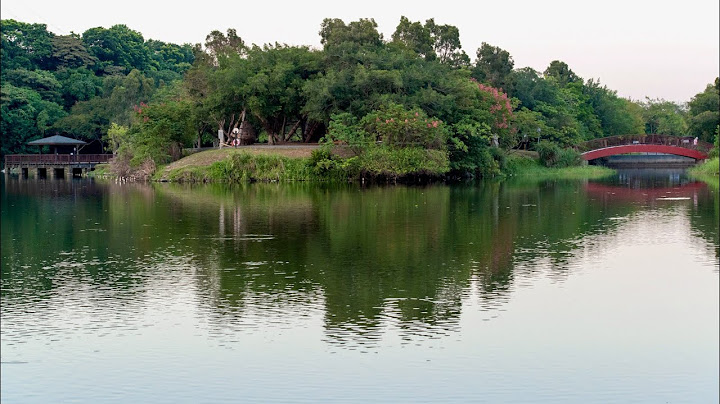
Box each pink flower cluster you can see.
[132,102,148,114]
[472,79,512,130]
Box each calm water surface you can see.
[1,169,718,403]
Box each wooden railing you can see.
[5,154,114,165]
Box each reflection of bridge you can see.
[584,181,706,203]
[578,134,712,161]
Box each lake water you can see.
[1,169,718,403]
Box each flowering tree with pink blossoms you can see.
[472,78,516,147]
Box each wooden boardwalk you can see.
[4,154,113,178]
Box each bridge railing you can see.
[577,134,714,153]
[5,154,114,165]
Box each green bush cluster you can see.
[309,146,449,181]
[535,141,582,168]
[449,134,509,177]
[356,147,449,178]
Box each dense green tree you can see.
[686,78,720,143]
[0,19,55,72]
[391,16,435,60]
[203,28,246,66]
[583,79,643,136]
[101,69,156,126]
[1,84,65,156]
[425,18,469,67]
[145,39,194,73]
[82,24,152,74]
[53,67,101,108]
[512,108,550,147]
[2,17,712,177]
[391,17,468,67]
[507,67,558,110]
[51,34,96,69]
[52,97,109,142]
[472,42,514,90]
[52,69,154,142]
[640,98,687,135]
[544,60,580,87]
[3,68,62,103]
[243,44,323,143]
[122,98,196,164]
[320,18,383,49]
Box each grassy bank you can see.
[688,157,719,190]
[137,145,615,184]
[157,151,313,182]
[151,147,614,183]
[87,163,111,177]
[154,146,450,183]
[504,156,615,180]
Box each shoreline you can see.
[87,147,616,184]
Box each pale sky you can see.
[2,0,718,103]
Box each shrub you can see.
[556,147,582,168]
[357,146,449,178]
[360,103,448,149]
[535,141,561,167]
[536,141,581,168]
[205,152,311,182]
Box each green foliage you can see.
[1,83,66,157]
[686,79,720,143]
[81,24,152,74]
[324,112,370,153]
[706,126,720,159]
[54,67,101,108]
[544,60,580,87]
[472,42,514,90]
[307,148,359,180]
[687,157,719,190]
[122,99,196,165]
[583,79,644,136]
[2,19,193,158]
[356,146,449,178]
[535,141,581,168]
[105,122,129,154]
[169,152,312,182]
[51,35,96,69]
[1,19,55,71]
[360,103,448,149]
[640,98,687,135]
[4,68,62,103]
[448,134,506,177]
[2,16,714,183]
[325,104,448,152]
[391,17,469,66]
[507,158,614,180]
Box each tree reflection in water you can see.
[1,171,717,348]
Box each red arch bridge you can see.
[578,134,712,161]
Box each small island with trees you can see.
[2,17,718,182]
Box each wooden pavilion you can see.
[4,135,113,178]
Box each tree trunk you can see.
[279,115,287,144]
[284,118,303,142]
[304,121,320,142]
[256,114,275,144]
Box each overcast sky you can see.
[2,0,718,103]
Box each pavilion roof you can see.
[27,135,87,146]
